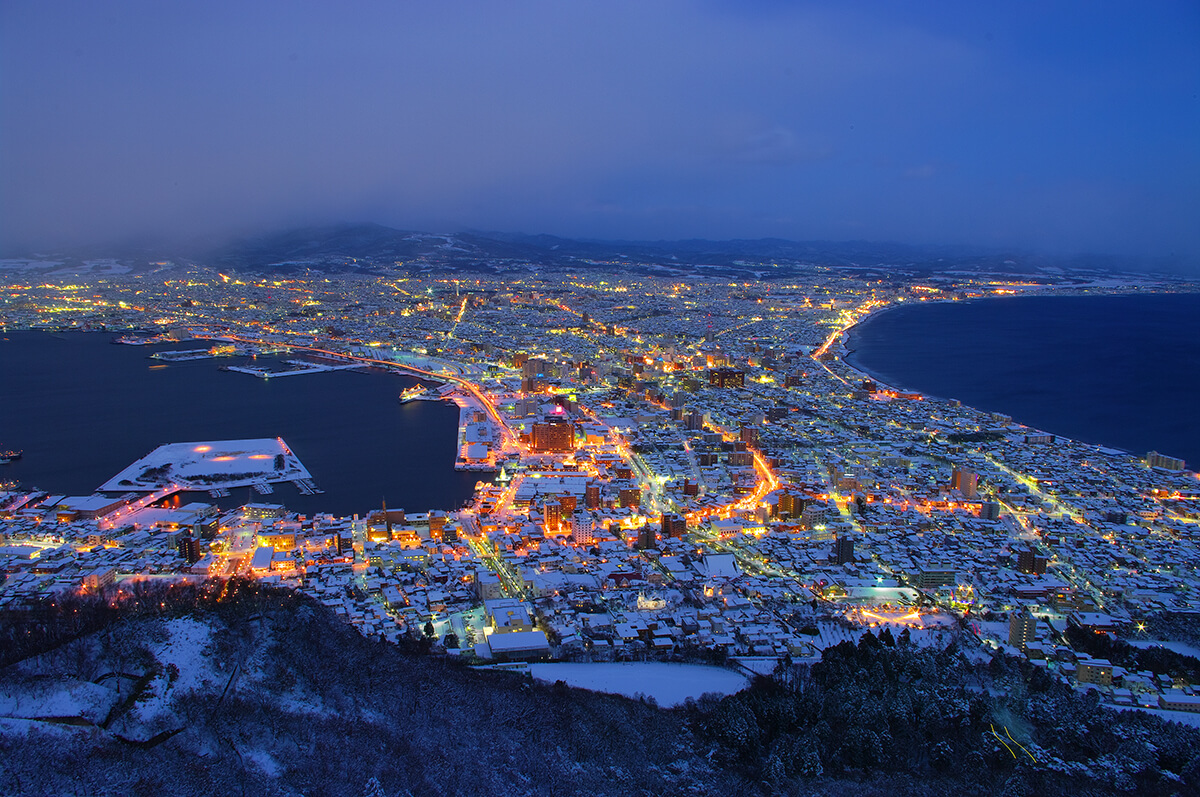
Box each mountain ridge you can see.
[2,223,1191,278]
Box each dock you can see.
[225,361,361,379]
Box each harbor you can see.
[0,331,481,516]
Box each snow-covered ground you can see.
[528,662,749,707]
[117,617,219,735]
[1115,705,1200,729]
[100,438,310,491]
[805,619,959,652]
[0,678,118,724]
[1123,639,1200,660]
[733,657,780,675]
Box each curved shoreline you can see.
[836,297,954,395]
[832,290,1200,460]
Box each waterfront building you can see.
[1146,451,1185,471]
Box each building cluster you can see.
[3,264,1199,714]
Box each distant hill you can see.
[209,223,1062,279]
[3,223,1191,278]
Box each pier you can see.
[225,361,361,379]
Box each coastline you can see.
[833,290,1200,465]
[835,297,966,396]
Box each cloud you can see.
[732,127,834,164]
[903,164,937,179]
[0,1,1196,261]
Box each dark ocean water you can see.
[0,332,484,516]
[845,293,1200,469]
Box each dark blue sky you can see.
[2,1,1197,260]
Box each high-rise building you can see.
[570,513,594,545]
[522,358,547,378]
[543,500,563,532]
[707,368,745,388]
[177,536,202,565]
[618,488,641,509]
[1008,610,1038,650]
[1016,548,1048,575]
[979,501,1002,520]
[637,525,657,549]
[834,536,855,565]
[778,492,808,518]
[531,420,574,453]
[661,513,687,538]
[1146,451,1186,471]
[951,467,978,498]
[739,425,759,448]
[584,483,601,509]
[913,565,956,590]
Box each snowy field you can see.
[100,438,310,491]
[800,619,961,654]
[1123,639,1200,660]
[1115,705,1200,729]
[529,662,749,707]
[0,678,118,724]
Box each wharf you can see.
[150,349,214,362]
[225,361,361,378]
[451,393,499,472]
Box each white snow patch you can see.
[156,617,218,692]
[1116,705,1200,729]
[0,716,93,736]
[244,749,281,777]
[100,438,309,492]
[119,617,218,732]
[0,678,117,723]
[1123,639,1200,660]
[733,657,780,675]
[529,662,749,707]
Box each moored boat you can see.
[399,385,428,403]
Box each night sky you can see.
[2,1,1197,260]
